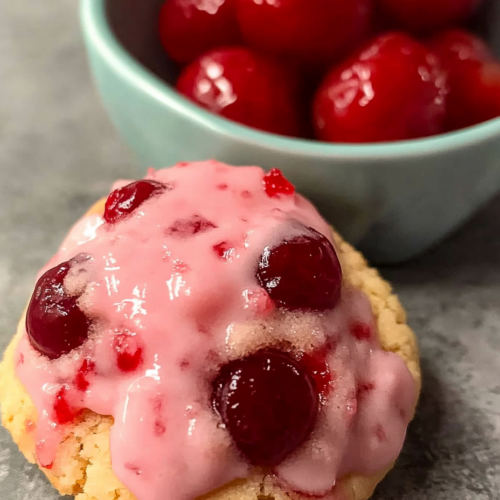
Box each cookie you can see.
[0,163,421,500]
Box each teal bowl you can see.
[80,0,500,264]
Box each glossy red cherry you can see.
[263,168,295,198]
[104,180,167,224]
[236,0,373,68]
[444,60,500,131]
[313,32,448,143]
[428,29,493,68]
[257,224,342,311]
[378,0,480,33]
[26,256,91,360]
[212,349,318,466]
[176,47,302,137]
[428,30,500,131]
[159,0,241,65]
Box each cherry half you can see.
[257,225,342,311]
[104,180,167,224]
[26,256,91,360]
[212,349,318,466]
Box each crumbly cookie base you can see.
[0,200,421,500]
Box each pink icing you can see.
[15,161,416,500]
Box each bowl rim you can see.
[81,0,500,161]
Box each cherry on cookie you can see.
[212,349,319,465]
[26,255,92,359]
[256,224,342,311]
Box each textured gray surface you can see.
[0,1,499,499]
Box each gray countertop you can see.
[0,1,499,499]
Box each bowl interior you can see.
[106,0,179,87]
[106,0,500,100]
[475,0,500,54]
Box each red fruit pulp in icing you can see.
[236,0,373,68]
[113,333,143,373]
[75,359,95,391]
[26,256,90,360]
[212,349,319,466]
[350,322,372,341]
[155,421,167,437]
[152,396,167,436]
[53,386,79,425]
[313,32,448,143]
[263,168,295,198]
[356,381,375,400]
[256,224,342,311]
[375,424,387,443]
[104,180,167,224]
[213,241,234,260]
[296,352,332,403]
[159,0,241,65]
[378,0,480,33]
[166,215,217,237]
[176,47,302,137]
[429,29,493,68]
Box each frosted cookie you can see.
[0,162,420,500]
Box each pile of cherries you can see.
[158,0,500,143]
[26,170,346,465]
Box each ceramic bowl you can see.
[80,0,500,263]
